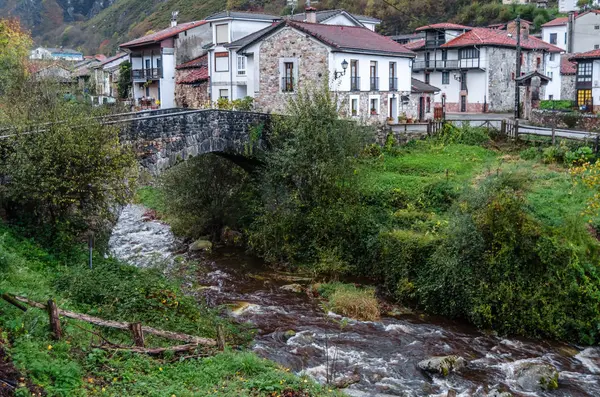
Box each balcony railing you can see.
[389,77,398,91]
[282,76,294,92]
[412,59,483,71]
[131,68,163,80]
[350,76,360,92]
[370,77,379,91]
[424,39,446,48]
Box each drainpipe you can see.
[230,49,233,101]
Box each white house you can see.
[225,17,416,123]
[559,0,600,13]
[120,17,212,109]
[570,49,600,112]
[408,22,563,114]
[543,54,577,100]
[290,9,381,31]
[542,11,600,53]
[30,47,84,62]
[541,17,569,51]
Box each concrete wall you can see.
[573,12,600,53]
[541,25,568,51]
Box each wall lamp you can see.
[334,59,349,80]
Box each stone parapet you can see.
[529,109,600,132]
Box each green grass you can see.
[0,225,339,396]
[135,185,166,213]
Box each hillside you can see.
[7,0,560,55]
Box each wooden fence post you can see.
[514,119,520,140]
[501,120,506,136]
[130,322,145,347]
[216,324,225,351]
[595,135,599,155]
[47,299,62,340]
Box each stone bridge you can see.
[103,108,271,174]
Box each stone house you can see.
[206,9,382,103]
[91,53,128,105]
[401,78,440,121]
[120,16,212,109]
[570,49,600,112]
[175,55,209,108]
[408,22,563,114]
[228,17,415,123]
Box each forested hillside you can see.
[4,0,559,55]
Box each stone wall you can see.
[561,75,576,102]
[530,109,600,132]
[255,27,330,114]
[119,109,270,174]
[175,80,209,108]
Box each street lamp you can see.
[334,59,348,79]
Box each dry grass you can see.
[328,285,380,322]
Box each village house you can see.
[30,47,84,62]
[175,55,209,108]
[91,53,129,105]
[289,9,381,31]
[72,55,107,92]
[559,0,600,13]
[119,14,212,109]
[408,21,563,114]
[544,54,576,100]
[226,16,415,123]
[570,49,600,112]
[542,11,600,53]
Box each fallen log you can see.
[8,295,216,347]
[1,293,27,312]
[92,343,201,356]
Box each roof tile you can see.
[415,23,472,32]
[560,55,577,75]
[441,27,563,52]
[120,21,207,48]
[570,49,600,61]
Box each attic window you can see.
[216,24,228,44]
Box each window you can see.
[595,25,600,30]
[460,71,467,91]
[549,95,554,100]
[442,71,450,85]
[282,62,294,92]
[577,61,593,84]
[350,60,359,91]
[237,55,246,75]
[145,85,150,97]
[564,32,567,44]
[549,53,555,61]
[369,97,379,115]
[219,89,229,99]
[370,61,378,91]
[156,58,162,72]
[577,89,592,108]
[595,45,600,50]
[536,57,541,69]
[145,59,151,70]
[459,47,479,59]
[549,33,557,45]
[425,72,430,84]
[350,97,359,116]
[215,52,229,72]
[389,62,397,90]
[216,24,228,44]
[426,97,431,113]
[549,71,553,79]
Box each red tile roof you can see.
[415,23,472,32]
[120,21,207,48]
[177,54,208,70]
[286,21,414,56]
[404,39,425,50]
[441,27,563,52]
[570,49,600,61]
[98,52,128,67]
[542,17,568,27]
[177,68,209,84]
[560,55,577,75]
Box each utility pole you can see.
[514,16,521,120]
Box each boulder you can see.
[283,330,296,341]
[417,355,467,376]
[488,389,512,397]
[333,373,361,388]
[189,239,212,252]
[279,284,304,293]
[515,362,559,392]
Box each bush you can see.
[562,113,579,129]
[540,100,573,111]
[565,146,594,166]
[318,282,380,321]
[436,122,490,145]
[520,146,541,160]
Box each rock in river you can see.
[417,355,466,376]
[279,284,304,293]
[515,362,559,391]
[189,239,212,252]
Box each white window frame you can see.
[219,89,229,99]
[368,95,380,116]
[349,95,360,117]
[216,24,229,44]
[215,52,229,72]
[237,55,247,76]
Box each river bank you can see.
[109,203,600,396]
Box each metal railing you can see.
[370,77,379,91]
[412,59,483,71]
[131,68,163,80]
[425,39,446,47]
[389,77,398,91]
[282,76,294,92]
[350,76,360,92]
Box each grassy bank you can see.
[0,225,339,396]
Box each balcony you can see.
[389,77,398,91]
[424,39,446,48]
[370,77,379,91]
[350,76,360,92]
[131,68,163,81]
[282,76,294,92]
[412,58,483,71]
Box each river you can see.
[109,204,600,397]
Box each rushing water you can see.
[109,205,600,397]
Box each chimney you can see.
[171,11,179,28]
[567,11,575,53]
[521,23,529,40]
[506,20,518,36]
[306,6,317,23]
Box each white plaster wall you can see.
[322,14,357,27]
[360,22,377,31]
[593,59,600,106]
[542,25,568,51]
[160,51,176,108]
[231,20,274,41]
[544,53,562,99]
[573,12,600,53]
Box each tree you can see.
[117,61,132,99]
[0,19,31,98]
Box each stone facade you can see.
[118,109,271,174]
[530,109,600,132]
[255,27,330,114]
[560,74,576,103]
[175,77,209,108]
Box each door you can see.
[390,97,398,121]
[350,60,358,91]
[460,95,467,112]
[419,97,425,121]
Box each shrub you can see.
[520,146,541,160]
[564,146,594,166]
[436,122,490,145]
[540,100,573,111]
[542,141,570,164]
[562,113,579,129]
[318,283,380,321]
